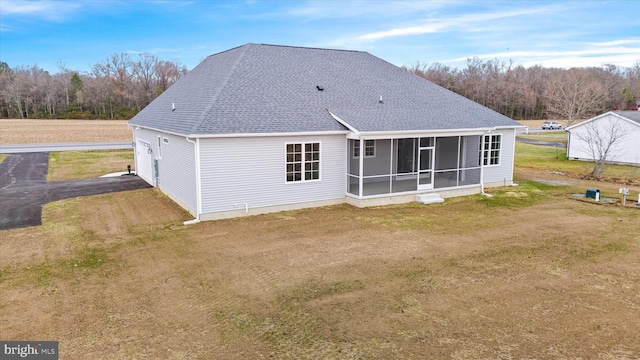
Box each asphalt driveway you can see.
[0,152,151,230]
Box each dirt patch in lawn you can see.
[2,181,640,359]
[0,119,131,144]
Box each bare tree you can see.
[571,117,630,179]
[544,68,606,125]
[155,59,187,93]
[131,52,159,107]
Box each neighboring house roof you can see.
[129,43,520,136]
[613,110,640,125]
[566,110,640,131]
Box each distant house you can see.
[128,44,523,223]
[566,111,640,166]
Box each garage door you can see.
[136,139,153,184]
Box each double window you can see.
[353,139,376,158]
[481,134,501,166]
[286,142,320,182]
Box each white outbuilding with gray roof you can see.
[129,43,524,223]
[566,111,640,166]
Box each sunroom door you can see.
[418,137,434,190]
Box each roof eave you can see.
[355,126,518,139]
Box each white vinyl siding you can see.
[567,114,640,165]
[133,128,197,213]
[199,135,345,215]
[482,129,515,184]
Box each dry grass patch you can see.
[2,180,640,359]
[48,150,134,181]
[0,119,131,144]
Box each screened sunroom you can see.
[347,134,500,197]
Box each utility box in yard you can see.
[586,189,600,201]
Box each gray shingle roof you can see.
[129,43,520,135]
[613,110,640,125]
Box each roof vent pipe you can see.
[172,103,175,111]
[316,85,324,91]
[379,96,383,103]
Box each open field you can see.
[1,119,570,145]
[2,142,640,358]
[0,119,131,144]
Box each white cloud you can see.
[326,6,552,48]
[282,0,451,20]
[0,0,83,21]
[442,39,640,68]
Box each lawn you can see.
[47,150,134,181]
[1,143,640,359]
[515,142,639,185]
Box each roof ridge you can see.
[189,44,252,134]
[254,43,365,54]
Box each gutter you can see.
[184,137,202,225]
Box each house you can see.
[566,111,640,166]
[128,44,523,223]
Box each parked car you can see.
[542,121,562,130]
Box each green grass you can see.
[0,154,7,163]
[515,143,639,183]
[48,149,134,181]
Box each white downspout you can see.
[358,137,364,198]
[131,126,137,175]
[480,132,486,195]
[184,137,202,225]
[510,128,518,186]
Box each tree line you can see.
[406,59,640,124]
[1,54,638,122]
[0,53,187,119]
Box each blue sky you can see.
[1,0,639,74]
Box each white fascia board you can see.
[565,111,616,131]
[128,124,193,138]
[327,110,360,135]
[610,113,640,128]
[494,124,527,129]
[358,127,494,139]
[566,111,640,131]
[128,124,349,138]
[189,130,350,138]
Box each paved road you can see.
[0,152,151,230]
[0,142,133,154]
[516,137,566,148]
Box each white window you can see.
[286,142,320,182]
[163,137,169,144]
[353,139,376,158]
[481,134,501,166]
